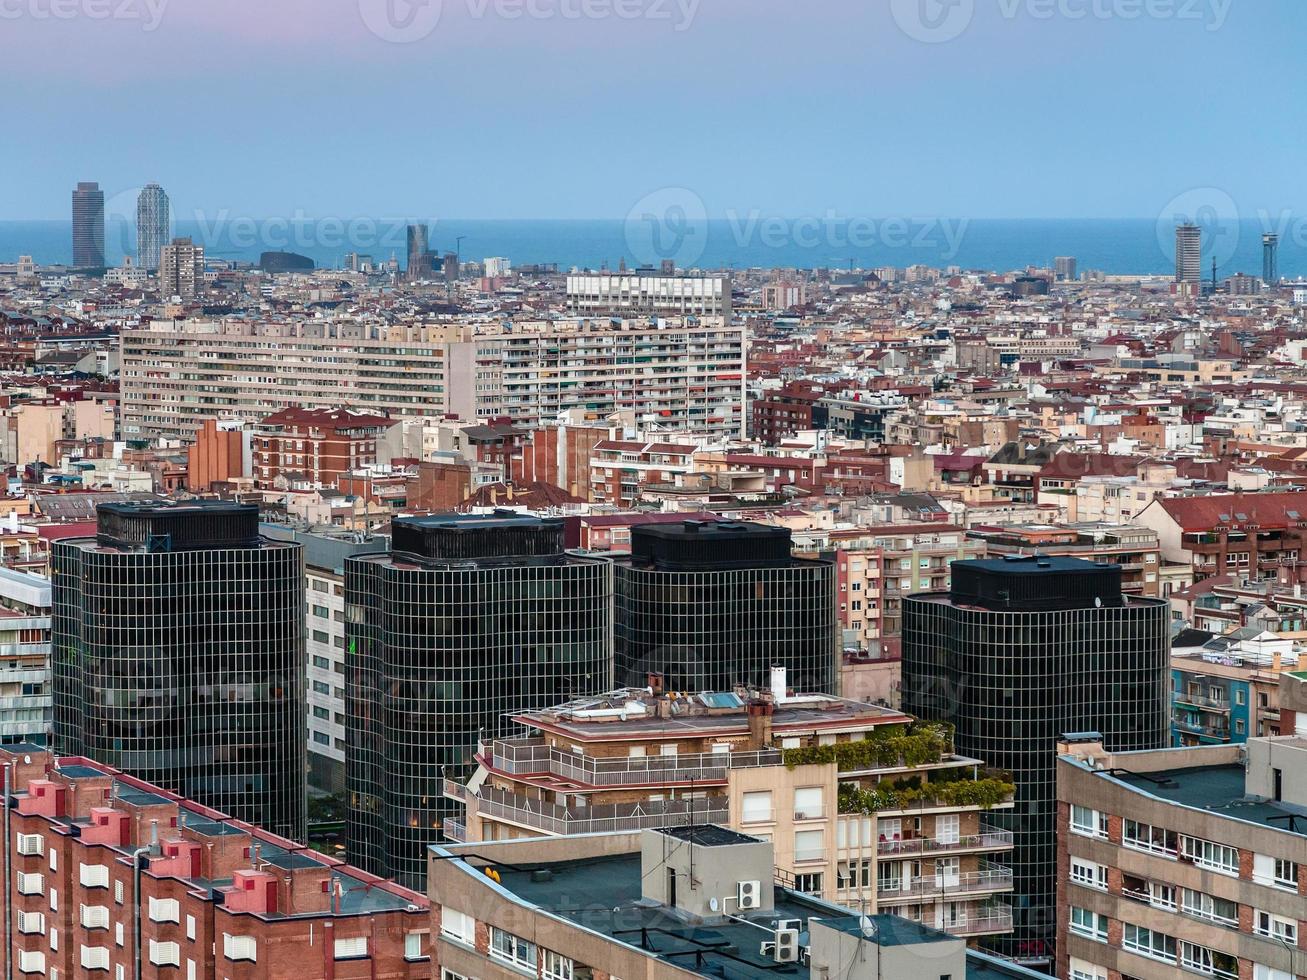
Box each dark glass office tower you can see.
[51,501,306,841]
[345,512,611,889]
[614,520,837,694]
[71,181,105,270]
[901,555,1168,968]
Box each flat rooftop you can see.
[1109,764,1307,833]
[482,850,1035,980]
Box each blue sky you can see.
[3,0,1302,220]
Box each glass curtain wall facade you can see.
[614,521,838,694]
[901,556,1168,968]
[51,502,306,841]
[345,513,612,890]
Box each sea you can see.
[1,217,1302,279]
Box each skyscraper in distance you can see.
[1053,256,1076,282]
[136,183,170,270]
[71,181,105,269]
[901,555,1168,969]
[158,236,205,299]
[51,500,307,841]
[1175,222,1202,283]
[406,223,432,280]
[345,512,612,889]
[1264,233,1280,285]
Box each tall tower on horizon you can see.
[136,183,171,270]
[406,223,432,280]
[1175,222,1202,284]
[71,181,105,269]
[1264,233,1280,286]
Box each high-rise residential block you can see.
[566,271,732,317]
[1053,255,1077,281]
[158,235,205,299]
[1264,232,1280,285]
[71,181,105,269]
[136,182,170,270]
[1057,735,1307,980]
[902,555,1169,968]
[1175,222,1203,283]
[345,512,612,889]
[51,500,307,841]
[0,566,52,746]
[614,520,839,694]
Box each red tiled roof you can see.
[258,407,391,430]
[1154,492,1307,532]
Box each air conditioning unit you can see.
[759,941,777,958]
[775,929,800,963]
[737,880,761,910]
[776,918,801,933]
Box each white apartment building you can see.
[120,319,478,442]
[566,273,732,318]
[123,316,746,443]
[0,567,51,747]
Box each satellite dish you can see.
[859,915,877,940]
[709,897,719,913]
[23,755,31,764]
[1094,596,1102,608]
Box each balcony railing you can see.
[444,819,466,843]
[473,785,729,836]
[487,738,783,787]
[939,906,1014,936]
[875,825,1014,857]
[878,863,1013,898]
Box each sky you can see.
[3,0,1304,222]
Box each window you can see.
[17,952,45,975]
[741,791,772,824]
[17,833,44,856]
[1255,966,1294,980]
[878,861,902,892]
[149,942,181,967]
[313,655,330,669]
[1071,805,1108,838]
[186,915,196,940]
[1069,958,1107,980]
[1181,835,1239,875]
[935,813,959,845]
[80,863,110,888]
[1123,924,1175,962]
[80,905,110,929]
[114,881,123,904]
[543,950,574,980]
[1124,819,1177,856]
[1179,941,1238,979]
[80,947,110,972]
[793,787,823,820]
[50,887,57,911]
[794,829,824,862]
[404,931,428,962]
[148,897,180,923]
[17,871,43,895]
[441,907,475,944]
[793,872,823,895]
[1254,854,1299,890]
[17,911,46,935]
[223,934,257,963]
[1182,889,1237,927]
[489,928,538,970]
[1070,859,1107,890]
[1256,911,1298,944]
[1069,907,1107,941]
[334,937,368,960]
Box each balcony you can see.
[875,824,1013,857]
[485,738,783,788]
[444,819,466,843]
[473,785,729,836]
[877,862,1013,899]
[1174,693,1231,712]
[939,906,1014,937]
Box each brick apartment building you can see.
[0,746,430,980]
[1137,492,1307,584]
[252,408,391,488]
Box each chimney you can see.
[747,699,774,751]
[770,666,788,703]
[647,672,664,695]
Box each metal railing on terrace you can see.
[874,825,1013,857]
[877,862,1013,898]
[474,785,728,836]
[487,737,783,786]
